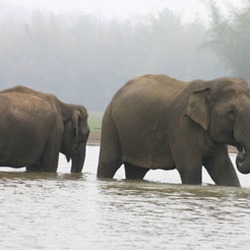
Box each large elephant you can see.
[97,74,250,187]
[0,86,89,173]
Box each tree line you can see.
[0,1,249,111]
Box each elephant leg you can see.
[26,164,42,172]
[173,148,202,185]
[178,166,202,185]
[97,109,122,178]
[97,159,121,178]
[40,136,61,172]
[203,146,240,187]
[124,162,149,180]
[97,144,122,178]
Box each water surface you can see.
[0,146,250,250]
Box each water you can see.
[1,146,250,250]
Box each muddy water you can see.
[0,146,250,250]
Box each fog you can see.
[0,1,248,111]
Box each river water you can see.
[0,146,250,250]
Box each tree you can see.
[208,1,250,81]
[0,7,228,111]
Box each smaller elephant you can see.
[0,86,89,173]
[97,74,250,187]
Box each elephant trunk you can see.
[236,146,250,174]
[70,146,86,173]
[235,111,250,174]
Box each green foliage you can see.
[0,8,228,111]
[88,112,103,132]
[208,1,250,81]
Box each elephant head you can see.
[186,78,250,174]
[60,105,89,173]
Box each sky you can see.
[0,0,242,24]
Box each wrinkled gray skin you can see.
[97,74,250,187]
[0,86,89,173]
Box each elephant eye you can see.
[228,107,236,120]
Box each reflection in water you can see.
[0,146,250,250]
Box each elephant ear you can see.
[186,87,211,130]
[72,110,81,150]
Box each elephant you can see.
[0,85,89,173]
[97,74,250,187]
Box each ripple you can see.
[1,147,250,250]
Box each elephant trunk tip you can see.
[236,149,250,174]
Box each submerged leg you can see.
[178,167,202,185]
[204,145,240,187]
[124,162,149,180]
[26,164,42,172]
[97,160,122,178]
[97,107,122,178]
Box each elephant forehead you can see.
[214,94,249,113]
[224,84,248,94]
[214,86,248,103]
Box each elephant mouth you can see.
[236,143,244,153]
[236,150,245,164]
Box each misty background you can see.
[0,1,249,111]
